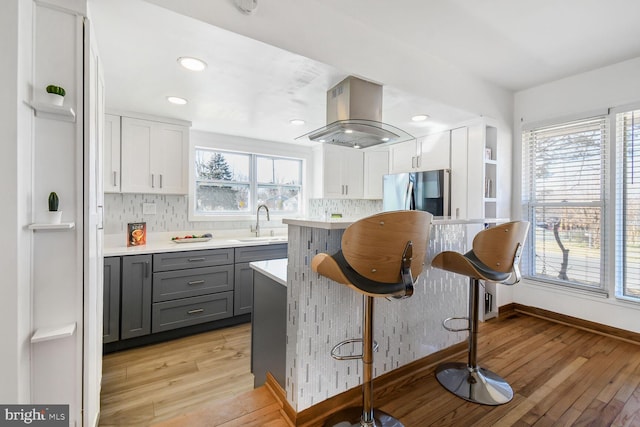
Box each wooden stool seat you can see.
[312,210,433,427]
[431,221,530,406]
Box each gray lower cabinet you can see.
[120,254,152,340]
[234,244,287,316]
[103,257,121,344]
[152,292,234,333]
[151,248,235,333]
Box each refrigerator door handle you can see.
[405,181,415,210]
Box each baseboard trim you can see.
[265,342,466,426]
[511,303,640,345]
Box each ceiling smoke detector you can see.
[234,0,258,15]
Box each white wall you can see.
[0,0,33,404]
[510,56,640,333]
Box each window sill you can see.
[522,277,609,299]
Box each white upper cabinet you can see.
[103,114,121,193]
[419,130,451,171]
[120,116,189,194]
[313,144,364,199]
[363,149,389,199]
[449,120,499,220]
[389,131,450,173]
[389,139,418,173]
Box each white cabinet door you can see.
[103,114,121,192]
[466,123,485,219]
[389,140,418,173]
[121,117,153,193]
[316,145,364,199]
[321,146,345,198]
[419,130,450,171]
[121,117,189,194]
[151,122,188,194]
[363,149,389,199]
[450,127,468,219]
[343,148,364,198]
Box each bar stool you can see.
[312,210,433,427]
[431,221,530,405]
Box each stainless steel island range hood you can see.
[297,76,414,149]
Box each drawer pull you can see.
[188,280,205,286]
[187,309,204,315]
[188,257,206,262]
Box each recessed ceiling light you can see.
[345,129,354,134]
[381,137,390,142]
[290,119,305,126]
[412,114,429,122]
[177,57,207,71]
[167,96,188,105]
[353,143,361,149]
[319,139,326,143]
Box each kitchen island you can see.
[280,216,506,413]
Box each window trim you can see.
[521,114,609,294]
[188,133,309,222]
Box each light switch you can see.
[143,203,156,215]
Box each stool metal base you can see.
[435,362,513,406]
[323,406,404,427]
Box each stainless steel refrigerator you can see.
[382,169,450,216]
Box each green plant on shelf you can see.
[48,191,59,212]
[46,85,66,97]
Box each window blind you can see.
[616,109,640,300]
[522,116,608,290]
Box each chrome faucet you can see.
[255,204,270,237]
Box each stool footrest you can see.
[331,338,379,361]
[442,316,470,332]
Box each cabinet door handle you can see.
[188,257,205,262]
[411,156,416,168]
[151,174,155,188]
[113,171,117,187]
[188,280,205,286]
[159,174,163,188]
[144,261,150,278]
[345,185,348,195]
[417,155,421,168]
[187,309,204,315]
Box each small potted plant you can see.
[45,85,66,106]
[48,191,62,224]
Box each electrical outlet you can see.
[143,203,156,215]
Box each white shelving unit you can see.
[27,101,76,122]
[31,323,76,344]
[28,222,75,230]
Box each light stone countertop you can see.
[103,230,288,256]
[250,258,287,287]
[282,216,511,230]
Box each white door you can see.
[84,18,104,427]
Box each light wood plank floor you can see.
[102,313,640,426]
[99,323,254,426]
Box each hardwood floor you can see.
[101,313,640,426]
[99,323,254,426]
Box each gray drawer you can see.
[234,244,287,263]
[152,265,234,302]
[153,248,234,272]
[151,292,233,333]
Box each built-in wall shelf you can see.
[31,322,76,343]
[26,101,76,122]
[28,222,75,230]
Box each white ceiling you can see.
[89,0,640,145]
